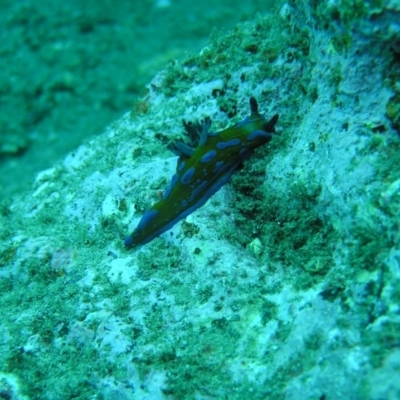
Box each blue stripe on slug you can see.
[247,130,272,141]
[124,235,134,247]
[201,150,217,163]
[163,173,179,199]
[214,161,224,173]
[136,209,159,230]
[181,167,196,184]
[216,139,241,149]
[124,209,159,247]
[189,180,208,203]
[235,116,250,128]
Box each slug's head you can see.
[249,96,279,135]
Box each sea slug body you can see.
[124,97,279,248]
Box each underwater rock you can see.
[0,1,399,399]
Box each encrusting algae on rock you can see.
[0,1,399,399]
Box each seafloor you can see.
[0,0,271,200]
[1,1,400,399]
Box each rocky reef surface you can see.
[0,1,399,399]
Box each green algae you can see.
[1,265,99,398]
[229,159,337,289]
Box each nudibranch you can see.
[124,97,278,248]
